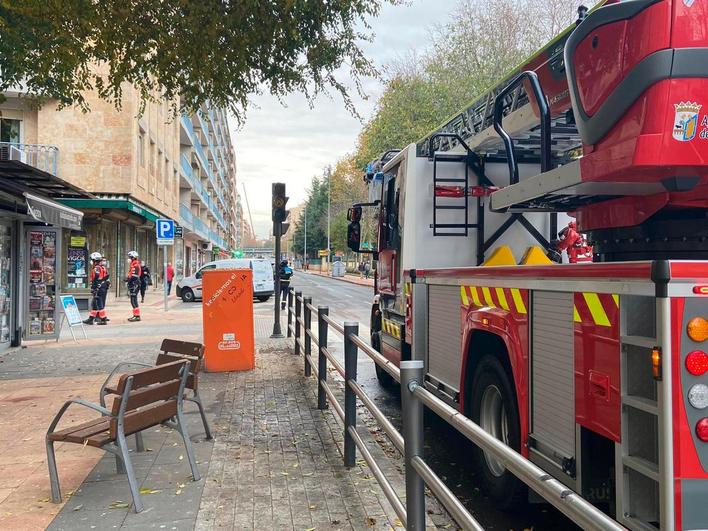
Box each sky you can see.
[233,0,455,238]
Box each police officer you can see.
[279,259,293,310]
[126,250,142,322]
[83,252,111,325]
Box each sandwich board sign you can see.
[59,295,87,342]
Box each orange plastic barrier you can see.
[201,268,255,372]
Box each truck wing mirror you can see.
[347,206,362,222]
[347,221,361,252]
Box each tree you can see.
[0,0,397,117]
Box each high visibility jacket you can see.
[90,264,110,291]
[127,259,142,282]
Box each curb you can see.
[299,270,374,288]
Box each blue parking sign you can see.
[156,218,175,245]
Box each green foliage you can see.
[0,0,396,117]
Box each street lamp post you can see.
[327,167,331,275]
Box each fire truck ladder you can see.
[428,133,490,238]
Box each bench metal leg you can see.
[115,453,126,474]
[176,408,201,481]
[116,435,143,513]
[189,393,213,440]
[135,432,145,452]
[46,439,62,503]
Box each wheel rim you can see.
[479,384,509,477]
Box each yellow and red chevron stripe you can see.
[460,286,620,328]
[573,292,619,328]
[460,286,528,316]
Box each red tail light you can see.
[696,418,708,442]
[686,350,708,376]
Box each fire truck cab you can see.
[347,0,708,528]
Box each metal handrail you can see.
[286,288,626,531]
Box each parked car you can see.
[176,258,274,303]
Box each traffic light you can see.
[272,182,290,236]
[272,182,289,222]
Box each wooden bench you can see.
[99,339,212,441]
[46,359,200,512]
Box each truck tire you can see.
[372,331,395,387]
[181,288,195,303]
[468,355,526,510]
[257,295,270,302]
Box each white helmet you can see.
[90,252,103,261]
[128,251,139,259]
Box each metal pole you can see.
[303,296,312,377]
[294,291,302,356]
[163,245,168,312]
[327,167,331,275]
[317,306,329,410]
[271,222,283,338]
[401,359,426,530]
[343,322,359,468]
[287,289,293,338]
[304,205,307,270]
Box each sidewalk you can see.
[1,297,453,530]
[302,270,374,287]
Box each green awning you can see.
[59,198,162,223]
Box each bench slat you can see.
[115,360,187,394]
[160,339,204,358]
[49,417,111,447]
[111,379,181,415]
[111,400,177,438]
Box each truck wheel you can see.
[469,355,526,510]
[257,295,270,302]
[181,288,195,303]
[372,331,395,387]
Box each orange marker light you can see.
[652,347,662,381]
[687,317,708,342]
[693,285,708,295]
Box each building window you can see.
[137,133,145,167]
[0,118,21,143]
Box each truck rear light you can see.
[687,317,708,342]
[652,347,662,381]
[688,384,708,410]
[693,285,708,295]
[696,418,708,442]
[686,350,708,376]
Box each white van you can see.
[175,258,274,303]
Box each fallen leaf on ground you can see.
[393,517,403,527]
[366,517,376,526]
[109,501,129,509]
[72,505,83,511]
[178,454,184,461]
[37,498,50,503]
[139,488,162,495]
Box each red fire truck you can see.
[346,1,708,529]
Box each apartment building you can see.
[0,88,237,300]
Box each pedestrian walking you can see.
[166,262,175,295]
[358,261,365,278]
[278,260,293,310]
[139,261,152,303]
[126,251,142,322]
[83,252,111,325]
[364,261,371,279]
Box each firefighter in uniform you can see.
[279,260,293,310]
[83,252,110,325]
[126,250,142,322]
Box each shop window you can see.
[0,118,21,143]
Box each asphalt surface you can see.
[290,272,579,531]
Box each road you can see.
[290,272,578,531]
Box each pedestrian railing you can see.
[285,288,625,531]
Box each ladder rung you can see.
[623,456,659,482]
[434,154,466,162]
[434,178,467,183]
[434,233,468,237]
[621,335,657,349]
[436,205,466,210]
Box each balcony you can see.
[0,142,58,176]
[179,203,194,231]
[193,217,210,240]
